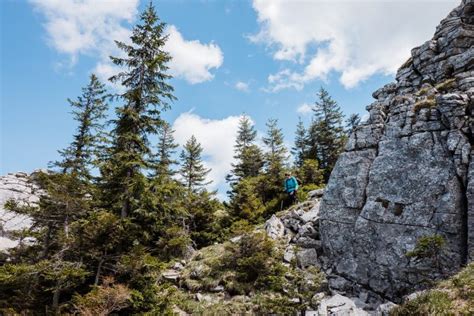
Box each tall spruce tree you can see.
[179,135,211,192]
[292,117,308,168]
[309,87,344,181]
[263,118,288,181]
[101,3,175,218]
[227,115,264,183]
[152,121,178,179]
[53,74,108,180]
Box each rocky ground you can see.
[158,190,398,315]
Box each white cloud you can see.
[166,25,223,84]
[30,0,223,87]
[172,112,245,192]
[251,0,458,90]
[296,103,313,115]
[235,81,250,92]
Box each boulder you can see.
[317,294,369,316]
[264,215,285,239]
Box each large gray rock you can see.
[320,0,474,302]
[317,294,369,316]
[0,171,43,251]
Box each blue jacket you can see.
[284,176,299,193]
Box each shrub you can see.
[72,277,131,316]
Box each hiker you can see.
[284,172,299,206]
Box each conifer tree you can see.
[179,135,211,192]
[152,121,178,179]
[53,74,108,180]
[227,115,264,183]
[101,3,175,218]
[345,113,361,134]
[292,117,308,168]
[263,118,288,180]
[308,87,345,181]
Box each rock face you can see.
[320,0,474,302]
[0,172,42,251]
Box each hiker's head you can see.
[285,172,291,178]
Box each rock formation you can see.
[0,171,43,251]
[319,0,474,302]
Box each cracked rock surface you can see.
[320,0,474,302]
[0,171,43,251]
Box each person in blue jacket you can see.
[284,172,299,205]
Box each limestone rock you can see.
[0,171,44,251]
[317,294,369,316]
[264,214,285,239]
[319,0,474,302]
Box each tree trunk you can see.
[95,257,105,286]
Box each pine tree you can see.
[345,113,361,134]
[152,121,178,179]
[53,74,108,180]
[309,87,345,181]
[101,3,175,218]
[263,118,288,180]
[227,115,264,183]
[179,135,211,192]
[292,117,308,168]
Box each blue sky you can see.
[1,0,459,196]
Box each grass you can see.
[414,95,437,113]
[435,78,457,92]
[391,263,474,316]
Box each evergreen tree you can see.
[263,118,288,180]
[101,3,175,218]
[345,113,361,134]
[179,135,211,192]
[152,121,178,179]
[53,74,108,180]
[227,115,264,183]
[292,117,308,168]
[309,87,345,181]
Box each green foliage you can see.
[392,263,474,315]
[72,277,132,315]
[308,87,345,181]
[228,176,266,223]
[406,234,446,261]
[345,113,361,134]
[52,74,109,181]
[295,159,324,186]
[179,135,211,192]
[227,115,264,183]
[101,2,175,218]
[292,117,308,168]
[151,121,179,179]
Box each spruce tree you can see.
[152,121,178,179]
[179,135,211,192]
[345,113,361,134]
[292,117,308,168]
[309,87,345,181]
[227,115,264,183]
[263,118,288,180]
[53,74,108,180]
[101,3,175,218]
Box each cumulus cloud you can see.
[296,103,313,115]
[30,0,223,87]
[251,0,458,90]
[166,25,223,84]
[235,81,250,92]
[172,112,245,192]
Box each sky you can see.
[0,0,459,198]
